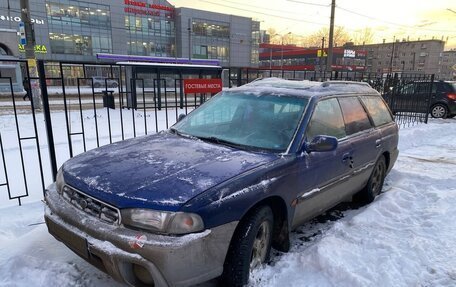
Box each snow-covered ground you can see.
[1,118,456,286]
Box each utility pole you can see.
[389,37,396,73]
[320,37,325,77]
[20,0,35,60]
[7,0,12,29]
[20,0,41,109]
[327,0,336,72]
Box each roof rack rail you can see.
[321,81,370,87]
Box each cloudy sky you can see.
[169,0,456,49]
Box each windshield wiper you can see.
[197,136,247,149]
[169,128,197,139]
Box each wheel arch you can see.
[228,196,291,254]
[382,151,390,170]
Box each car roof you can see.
[228,77,379,99]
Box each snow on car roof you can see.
[230,77,379,98]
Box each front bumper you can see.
[44,183,238,287]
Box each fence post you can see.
[425,74,434,124]
[37,60,58,181]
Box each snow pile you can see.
[250,119,456,287]
[0,119,455,286]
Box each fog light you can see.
[133,264,154,285]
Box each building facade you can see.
[175,7,259,67]
[440,50,456,80]
[346,40,445,75]
[0,0,259,67]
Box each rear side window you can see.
[338,97,372,135]
[361,96,393,127]
[306,98,346,139]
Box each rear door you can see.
[338,96,380,193]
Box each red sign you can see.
[124,0,174,16]
[183,79,223,94]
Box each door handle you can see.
[342,153,354,168]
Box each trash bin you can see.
[102,90,115,109]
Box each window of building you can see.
[192,19,229,38]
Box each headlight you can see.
[55,168,65,193]
[121,209,204,235]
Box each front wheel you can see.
[222,206,274,286]
[430,104,448,118]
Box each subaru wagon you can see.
[45,78,399,287]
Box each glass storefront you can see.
[192,44,229,61]
[191,19,229,62]
[192,20,229,38]
[46,1,112,56]
[125,13,175,57]
[251,21,260,65]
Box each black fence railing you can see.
[0,60,435,206]
[227,68,434,127]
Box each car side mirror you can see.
[305,135,338,153]
[177,113,186,122]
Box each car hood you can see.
[62,132,277,211]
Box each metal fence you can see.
[0,61,434,206]
[228,68,434,127]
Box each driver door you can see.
[292,98,354,228]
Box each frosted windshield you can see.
[173,91,309,151]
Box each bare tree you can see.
[306,26,351,47]
[351,28,374,45]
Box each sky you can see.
[169,0,456,49]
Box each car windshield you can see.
[172,91,309,152]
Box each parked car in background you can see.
[428,81,456,118]
[44,78,399,287]
[91,76,118,88]
[386,80,456,118]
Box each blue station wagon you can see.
[45,78,399,287]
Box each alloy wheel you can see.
[250,221,271,270]
[431,105,446,118]
[371,161,385,196]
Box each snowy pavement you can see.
[1,119,456,286]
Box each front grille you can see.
[61,185,120,224]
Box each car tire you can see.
[357,155,386,204]
[110,82,118,88]
[222,205,274,287]
[430,104,448,118]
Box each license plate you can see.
[46,217,89,259]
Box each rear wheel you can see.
[356,155,386,204]
[222,206,273,287]
[430,104,448,118]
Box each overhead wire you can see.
[198,0,328,26]
[336,5,456,33]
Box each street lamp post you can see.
[281,32,291,71]
[269,47,273,69]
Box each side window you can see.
[360,96,393,127]
[338,97,372,135]
[306,98,346,140]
